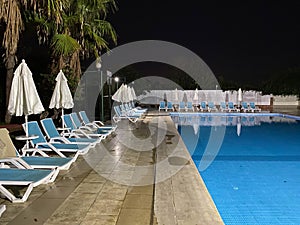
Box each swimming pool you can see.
[172,113,300,225]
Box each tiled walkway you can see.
[0,115,223,225]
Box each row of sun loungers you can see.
[0,111,116,206]
[113,102,147,123]
[159,101,261,113]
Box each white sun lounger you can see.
[40,118,98,147]
[70,113,111,138]
[113,105,141,123]
[0,168,55,203]
[62,114,103,143]
[23,121,90,159]
[79,110,117,132]
[0,128,73,172]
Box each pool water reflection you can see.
[174,115,300,225]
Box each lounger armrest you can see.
[49,137,72,144]
[0,158,31,169]
[21,148,50,157]
[69,129,89,138]
[93,120,105,126]
[124,111,141,117]
[78,126,97,132]
[34,142,66,158]
[84,122,101,129]
[62,132,80,138]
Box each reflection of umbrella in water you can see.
[193,124,199,135]
[7,59,44,148]
[49,70,74,128]
[237,117,241,136]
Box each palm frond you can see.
[94,19,117,44]
[51,34,80,56]
[0,0,24,58]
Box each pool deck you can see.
[0,113,223,225]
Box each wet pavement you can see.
[0,114,223,225]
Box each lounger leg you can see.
[0,184,33,203]
[48,169,59,183]
[0,204,6,217]
[17,183,34,203]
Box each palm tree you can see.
[0,0,67,122]
[1,0,117,122]
[0,0,24,114]
[31,0,117,93]
[50,0,117,83]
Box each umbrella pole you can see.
[25,115,29,149]
[61,108,65,128]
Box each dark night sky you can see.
[109,1,300,85]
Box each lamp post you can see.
[215,85,218,103]
[107,70,112,110]
[114,77,119,90]
[96,60,104,121]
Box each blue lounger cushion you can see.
[0,168,53,182]
[21,156,72,167]
[41,118,97,145]
[37,143,88,150]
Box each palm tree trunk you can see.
[5,54,16,123]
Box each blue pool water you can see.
[174,115,300,225]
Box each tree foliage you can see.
[0,0,118,122]
[51,34,80,56]
[261,67,300,97]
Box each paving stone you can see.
[116,209,151,225]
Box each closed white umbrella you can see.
[225,91,229,103]
[7,59,44,147]
[123,84,129,103]
[237,88,243,110]
[112,83,122,102]
[112,83,127,103]
[193,88,199,103]
[126,85,133,103]
[49,70,74,127]
[130,86,137,106]
[238,88,243,102]
[131,87,137,100]
[174,88,179,103]
[200,91,206,102]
